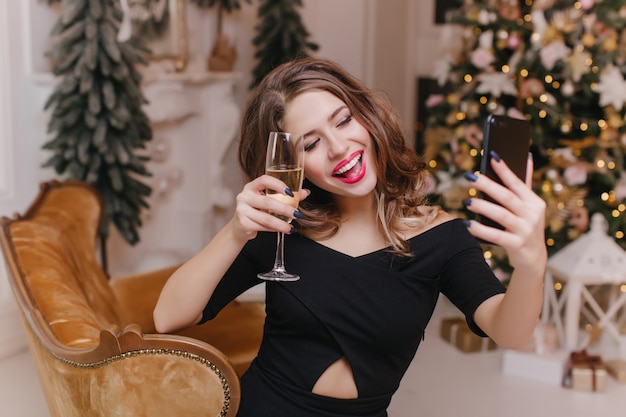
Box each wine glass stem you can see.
[272,232,287,273]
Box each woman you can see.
[153,57,547,416]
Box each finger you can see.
[259,174,297,197]
[463,197,517,230]
[235,202,294,235]
[465,171,519,213]
[298,188,311,202]
[525,153,534,187]
[488,155,527,195]
[464,218,500,244]
[241,190,299,223]
[236,185,296,234]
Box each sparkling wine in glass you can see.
[257,132,304,281]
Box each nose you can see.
[326,133,349,158]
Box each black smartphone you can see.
[475,114,531,230]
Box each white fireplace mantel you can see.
[107,71,244,276]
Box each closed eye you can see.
[337,115,352,127]
[304,137,320,152]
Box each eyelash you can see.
[304,138,319,152]
[338,115,352,127]
[303,115,353,152]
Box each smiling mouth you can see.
[333,151,364,180]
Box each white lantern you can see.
[542,213,626,354]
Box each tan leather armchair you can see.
[0,180,265,417]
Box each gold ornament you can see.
[447,93,460,106]
[545,185,588,233]
[422,127,454,165]
[453,142,477,172]
[582,33,596,48]
[558,136,598,151]
[601,33,619,53]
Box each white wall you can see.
[0,0,56,359]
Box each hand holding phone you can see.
[475,114,531,230]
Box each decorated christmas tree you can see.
[423,0,626,273]
[249,0,319,88]
[43,0,153,249]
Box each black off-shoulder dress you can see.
[201,219,506,417]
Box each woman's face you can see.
[281,89,377,199]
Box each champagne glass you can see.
[257,132,305,281]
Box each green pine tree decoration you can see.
[423,0,626,275]
[250,0,319,88]
[43,0,153,249]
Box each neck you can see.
[335,193,378,223]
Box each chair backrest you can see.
[0,180,240,417]
[3,181,123,347]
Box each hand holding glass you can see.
[257,132,304,281]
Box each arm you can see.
[463,154,547,349]
[153,175,308,334]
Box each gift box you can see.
[605,359,626,383]
[562,350,608,392]
[502,349,569,386]
[440,317,497,353]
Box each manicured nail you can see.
[303,188,311,197]
[463,219,472,228]
[289,226,296,234]
[462,199,472,207]
[285,187,294,197]
[293,210,305,219]
[464,172,478,182]
[528,152,533,159]
[490,151,501,162]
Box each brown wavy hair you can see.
[238,57,437,256]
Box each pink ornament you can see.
[579,0,594,11]
[615,182,626,201]
[470,48,495,69]
[425,94,445,108]
[568,206,590,232]
[464,124,483,148]
[506,108,526,120]
[507,33,521,50]
[563,164,588,186]
[519,78,545,98]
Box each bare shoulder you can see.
[402,208,456,240]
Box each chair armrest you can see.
[110,264,265,376]
[110,264,180,333]
[30,321,240,417]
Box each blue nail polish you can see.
[285,188,294,197]
[289,226,296,234]
[464,172,478,182]
[463,220,472,228]
[462,198,472,207]
[293,210,305,219]
[490,151,501,162]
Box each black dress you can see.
[201,219,506,417]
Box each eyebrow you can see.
[301,105,348,139]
